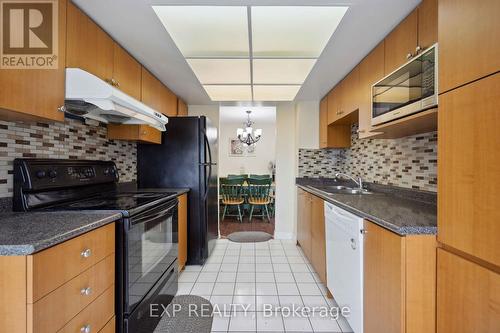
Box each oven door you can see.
[125,198,178,315]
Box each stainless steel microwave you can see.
[371,44,437,126]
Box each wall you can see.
[298,124,438,192]
[295,101,319,149]
[218,119,276,177]
[0,117,137,198]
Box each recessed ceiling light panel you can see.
[253,59,317,84]
[253,85,301,101]
[203,85,252,101]
[251,6,348,57]
[187,59,251,84]
[153,6,249,57]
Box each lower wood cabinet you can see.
[364,220,436,333]
[178,193,188,271]
[107,124,162,144]
[0,223,116,333]
[437,248,500,333]
[297,188,326,283]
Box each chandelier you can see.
[237,110,262,146]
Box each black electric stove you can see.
[13,158,179,333]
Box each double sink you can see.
[307,185,373,196]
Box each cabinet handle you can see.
[415,45,422,53]
[142,130,147,136]
[57,106,66,113]
[114,80,120,88]
[80,325,91,333]
[80,287,92,296]
[360,229,367,234]
[81,248,92,258]
[406,52,413,59]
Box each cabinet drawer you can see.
[29,255,114,333]
[99,317,115,333]
[28,223,115,302]
[57,285,115,333]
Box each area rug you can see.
[154,295,213,333]
[227,231,273,243]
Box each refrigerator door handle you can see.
[202,131,212,200]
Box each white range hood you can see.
[64,68,168,131]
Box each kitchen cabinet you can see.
[364,221,436,333]
[320,96,351,149]
[0,0,67,123]
[319,97,328,148]
[0,223,115,333]
[417,0,438,51]
[162,85,178,117]
[66,2,113,82]
[178,193,188,271]
[437,249,500,333]
[297,188,312,260]
[177,98,188,116]
[107,124,162,144]
[384,10,418,75]
[113,43,142,100]
[358,42,384,138]
[438,0,500,93]
[341,67,360,117]
[438,73,500,267]
[141,68,167,114]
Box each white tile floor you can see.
[178,238,353,333]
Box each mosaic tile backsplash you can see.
[0,117,137,198]
[298,125,438,192]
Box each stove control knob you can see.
[35,170,46,178]
[48,170,57,178]
[103,168,109,175]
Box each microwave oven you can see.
[371,44,437,126]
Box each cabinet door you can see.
[177,99,188,116]
[141,67,164,112]
[178,194,188,271]
[342,67,360,116]
[319,97,328,148]
[332,81,345,123]
[107,124,161,144]
[437,249,500,333]
[384,10,418,75]
[364,221,405,333]
[112,43,141,100]
[358,42,384,137]
[0,0,67,122]
[162,86,178,117]
[297,189,312,259]
[417,0,437,50]
[66,2,113,82]
[438,0,500,93]
[438,73,500,266]
[310,195,326,283]
[326,89,337,125]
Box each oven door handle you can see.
[132,204,176,226]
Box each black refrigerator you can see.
[137,116,218,265]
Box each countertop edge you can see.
[297,184,437,236]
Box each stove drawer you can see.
[28,255,114,333]
[27,222,115,302]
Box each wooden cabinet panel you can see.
[417,0,438,50]
[326,88,337,125]
[141,67,165,112]
[0,0,66,122]
[99,317,116,333]
[0,257,27,333]
[310,195,326,283]
[177,98,188,116]
[358,42,384,138]
[437,249,500,333]
[178,193,188,271]
[163,86,178,117]
[297,189,312,259]
[384,10,418,75]
[66,2,113,82]
[113,43,142,100]
[438,73,500,266]
[319,97,328,148]
[364,221,405,333]
[341,67,360,116]
[29,255,114,333]
[27,223,115,303]
[107,124,161,144]
[438,0,500,93]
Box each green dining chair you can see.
[247,177,272,222]
[220,177,245,222]
[249,174,271,180]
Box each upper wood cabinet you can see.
[358,42,385,138]
[177,99,188,116]
[319,97,328,148]
[66,2,113,82]
[107,124,161,144]
[0,0,67,122]
[162,86,178,117]
[438,0,500,93]
[417,0,438,51]
[341,67,360,116]
[141,68,166,113]
[112,43,142,100]
[438,73,500,267]
[327,88,338,125]
[384,10,418,75]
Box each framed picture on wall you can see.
[229,138,244,156]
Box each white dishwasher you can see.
[325,202,364,333]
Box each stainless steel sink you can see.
[307,185,373,195]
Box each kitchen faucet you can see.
[335,173,364,189]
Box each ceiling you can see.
[72,0,420,105]
[220,106,276,123]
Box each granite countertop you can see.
[296,178,437,236]
[0,211,122,256]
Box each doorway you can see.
[218,106,277,237]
